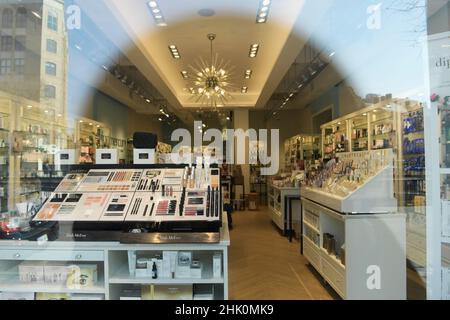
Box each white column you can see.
[233,110,251,194]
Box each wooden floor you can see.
[228,207,339,300]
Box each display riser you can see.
[301,166,397,214]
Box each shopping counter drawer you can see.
[0,249,104,262]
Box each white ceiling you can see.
[105,0,306,109]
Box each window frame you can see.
[47,11,58,31]
[16,7,27,28]
[45,62,57,76]
[46,39,57,54]
[14,58,25,75]
[44,84,56,98]
[0,59,13,75]
[0,36,13,52]
[1,9,14,28]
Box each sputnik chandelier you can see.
[188,34,235,107]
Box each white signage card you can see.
[96,149,118,165]
[133,149,155,164]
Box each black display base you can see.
[120,232,220,244]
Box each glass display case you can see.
[321,101,398,159]
[350,114,369,152]
[76,118,112,164]
[284,135,321,171]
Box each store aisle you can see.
[228,208,339,300]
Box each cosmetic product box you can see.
[176,251,192,279]
[120,288,142,300]
[162,251,178,278]
[0,292,35,300]
[153,285,193,300]
[213,253,222,278]
[19,262,45,284]
[190,260,202,279]
[135,258,148,278]
[193,284,214,300]
[35,293,71,300]
[44,263,69,285]
[66,264,98,288]
[70,294,104,300]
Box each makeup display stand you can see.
[301,149,406,299]
[0,214,229,300]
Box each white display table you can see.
[267,184,301,233]
[0,218,230,300]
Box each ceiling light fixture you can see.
[181,71,188,79]
[241,86,248,93]
[256,0,272,24]
[244,70,253,79]
[169,45,181,59]
[187,33,235,107]
[249,44,260,58]
[148,1,167,26]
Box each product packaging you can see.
[19,262,45,283]
[213,253,222,278]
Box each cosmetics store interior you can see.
[0,0,449,300]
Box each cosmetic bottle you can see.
[151,260,158,279]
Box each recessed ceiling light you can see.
[363,113,367,116]
[158,117,163,121]
[256,0,272,23]
[44,110,49,113]
[249,44,260,58]
[181,71,188,79]
[169,45,181,59]
[89,123,93,126]
[289,93,294,98]
[373,110,378,113]
[146,99,151,103]
[226,116,231,121]
[148,1,166,26]
[79,120,83,123]
[244,70,253,79]
[27,105,33,108]
[241,87,248,93]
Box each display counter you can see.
[267,184,300,233]
[0,215,230,300]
